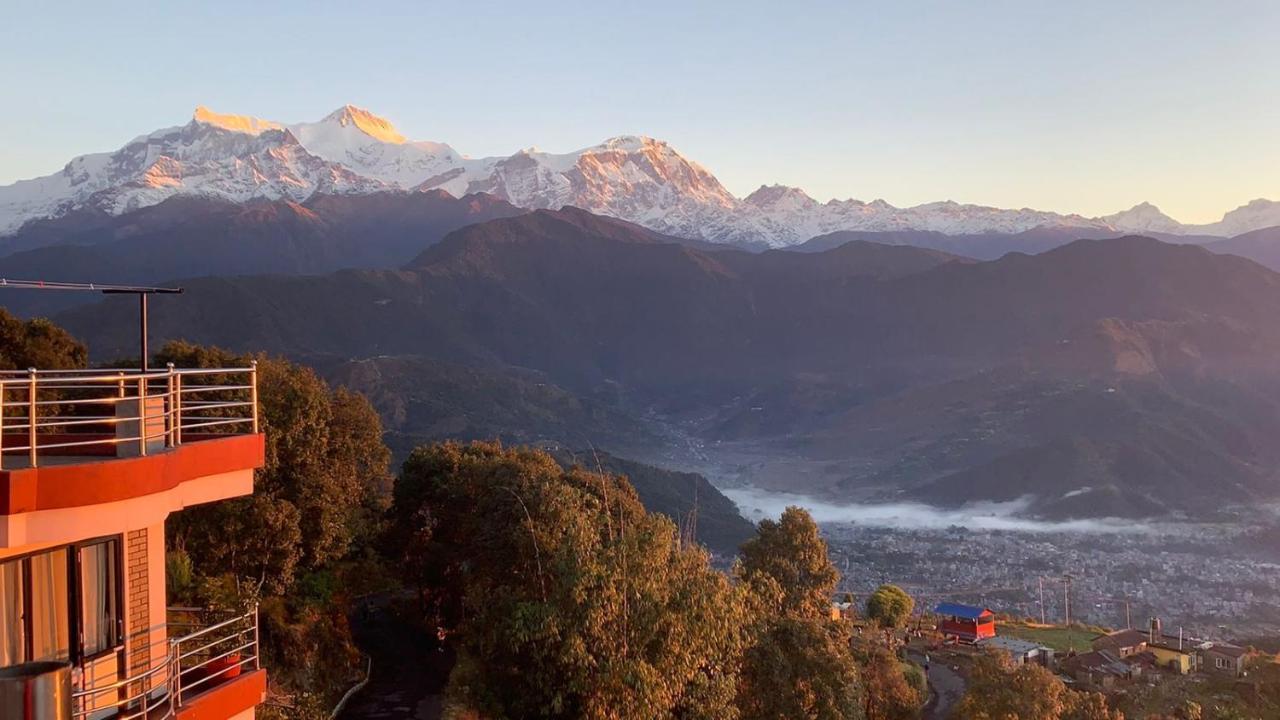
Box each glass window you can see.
[29,549,71,662]
[0,559,23,666]
[79,541,120,656]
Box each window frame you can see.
[73,537,126,663]
[13,545,75,664]
[0,534,127,668]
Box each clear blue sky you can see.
[1,0,1276,223]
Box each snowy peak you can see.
[4,104,1280,246]
[289,107,461,189]
[745,185,820,212]
[593,135,653,153]
[1102,198,1280,238]
[1100,202,1183,234]
[1212,199,1280,236]
[191,106,282,136]
[0,108,387,235]
[320,105,405,144]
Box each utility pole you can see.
[1038,577,1046,625]
[1063,575,1072,626]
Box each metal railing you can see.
[169,606,261,705]
[70,605,260,720]
[72,644,177,720]
[0,364,259,470]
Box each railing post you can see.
[27,368,36,468]
[137,375,147,457]
[166,363,176,448]
[0,379,6,472]
[174,368,183,447]
[170,638,181,709]
[250,360,260,434]
[253,603,261,670]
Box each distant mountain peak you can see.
[191,106,282,135]
[1100,201,1183,234]
[320,105,406,144]
[594,135,659,152]
[5,104,1280,246]
[744,184,819,211]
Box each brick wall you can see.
[126,528,151,678]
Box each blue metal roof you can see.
[935,602,991,619]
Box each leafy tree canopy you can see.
[954,652,1122,720]
[160,341,390,594]
[0,309,86,370]
[737,506,839,619]
[865,584,914,629]
[393,441,750,720]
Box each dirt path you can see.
[908,650,966,720]
[338,597,452,720]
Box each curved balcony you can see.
[0,367,265,545]
[72,606,263,720]
[0,364,259,469]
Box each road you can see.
[908,650,966,720]
[338,597,450,720]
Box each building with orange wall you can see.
[0,364,266,719]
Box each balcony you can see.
[0,366,265,545]
[0,364,259,468]
[72,606,265,720]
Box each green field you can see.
[997,623,1103,652]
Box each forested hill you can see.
[52,208,1280,520]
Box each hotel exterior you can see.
[0,363,266,719]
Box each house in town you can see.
[1060,649,1139,689]
[1091,628,1149,658]
[1201,643,1249,678]
[978,636,1054,668]
[1145,618,1194,675]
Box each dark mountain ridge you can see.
[1205,225,1280,272]
[49,210,1280,520]
[792,226,1230,260]
[0,190,526,316]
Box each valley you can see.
[9,8,1280,719]
[44,209,1280,528]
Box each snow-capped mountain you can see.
[2,105,1276,246]
[1191,199,1280,237]
[1099,202,1186,235]
[1102,199,1280,238]
[289,106,467,189]
[0,107,387,235]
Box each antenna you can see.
[0,278,183,371]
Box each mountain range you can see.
[7,106,1280,523]
[3,105,1279,248]
[51,207,1280,521]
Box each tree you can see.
[392,441,750,720]
[160,341,390,592]
[857,644,923,720]
[737,506,839,619]
[737,617,862,720]
[865,584,914,629]
[954,652,1121,720]
[732,506,863,720]
[0,310,87,370]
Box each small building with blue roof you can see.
[936,602,996,643]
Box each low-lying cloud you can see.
[722,486,1144,534]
